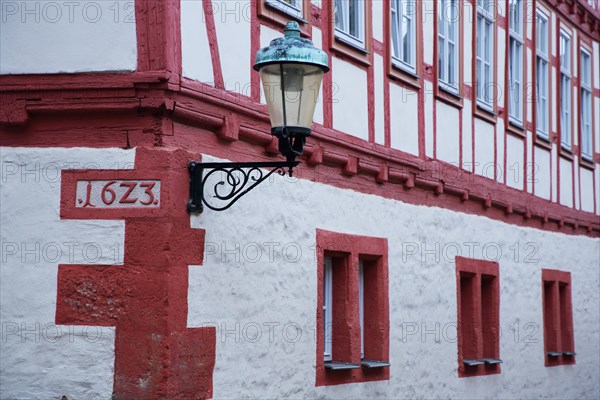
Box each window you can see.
[536,11,550,139]
[438,0,459,92]
[476,0,495,110]
[265,0,303,19]
[560,31,572,150]
[580,49,593,160]
[542,269,575,367]
[316,229,389,386]
[455,256,501,378]
[508,0,524,124]
[335,0,365,49]
[323,256,333,361]
[391,0,416,73]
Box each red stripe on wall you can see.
[203,0,224,90]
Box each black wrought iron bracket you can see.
[187,160,300,213]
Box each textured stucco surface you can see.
[1,148,135,399]
[0,1,137,74]
[0,148,598,399]
[189,156,600,400]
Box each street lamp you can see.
[188,21,329,213]
[254,21,329,165]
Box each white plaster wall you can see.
[474,119,495,180]
[526,131,533,193]
[332,58,368,141]
[594,42,600,91]
[213,0,252,95]
[0,147,136,398]
[506,134,525,190]
[559,158,574,207]
[312,28,324,125]
[463,1,472,80]
[181,0,215,84]
[188,154,600,400]
[574,159,580,210]
[535,146,551,200]
[551,13,557,57]
[497,27,506,109]
[551,67,557,133]
[462,101,473,171]
[374,55,385,145]
[527,48,533,124]
[551,144,558,202]
[595,97,600,154]
[1,148,598,399]
[596,166,600,216]
[425,80,435,158]
[0,0,136,74]
[422,0,435,66]
[436,102,460,165]
[259,25,282,105]
[497,119,505,182]
[372,0,383,42]
[580,168,595,213]
[390,83,419,156]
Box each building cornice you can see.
[1,72,598,237]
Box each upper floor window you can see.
[265,0,303,19]
[536,11,550,139]
[335,0,365,49]
[580,49,593,160]
[559,31,572,150]
[476,0,495,110]
[508,0,524,125]
[438,0,459,92]
[391,0,416,73]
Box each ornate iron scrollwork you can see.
[187,161,300,213]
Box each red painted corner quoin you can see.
[56,147,216,399]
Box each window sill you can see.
[474,103,497,125]
[331,36,371,66]
[560,145,574,161]
[534,135,553,151]
[436,85,463,109]
[361,359,390,368]
[388,62,421,90]
[506,119,526,138]
[324,361,361,370]
[580,156,595,171]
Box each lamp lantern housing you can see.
[254,21,329,162]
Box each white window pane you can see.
[323,256,333,360]
[448,42,455,84]
[359,260,364,359]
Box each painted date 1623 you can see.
[76,180,161,208]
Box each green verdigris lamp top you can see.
[253,21,329,72]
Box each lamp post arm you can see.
[187,160,300,214]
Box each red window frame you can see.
[542,269,576,367]
[327,0,372,66]
[455,256,501,378]
[315,229,389,386]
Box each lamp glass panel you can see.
[260,63,324,129]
